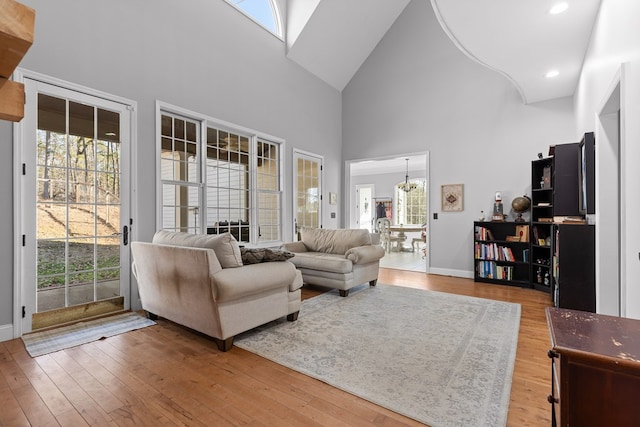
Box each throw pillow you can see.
[240,247,294,265]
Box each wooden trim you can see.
[0,0,34,122]
[31,296,125,330]
[0,0,35,78]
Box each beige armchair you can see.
[131,231,302,351]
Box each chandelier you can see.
[398,158,418,192]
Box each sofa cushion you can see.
[299,228,371,255]
[240,247,294,265]
[213,261,297,302]
[152,230,243,268]
[288,252,353,274]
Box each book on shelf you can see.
[475,242,516,262]
[476,261,514,280]
[474,226,494,241]
[553,216,586,224]
[515,225,529,242]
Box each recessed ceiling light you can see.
[549,2,569,15]
[546,70,560,78]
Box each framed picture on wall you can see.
[441,184,463,212]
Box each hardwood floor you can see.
[1,269,553,426]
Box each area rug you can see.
[235,284,520,427]
[22,312,155,357]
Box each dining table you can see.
[388,225,424,251]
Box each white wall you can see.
[342,0,576,276]
[286,0,321,51]
[575,0,640,318]
[0,0,342,327]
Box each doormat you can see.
[22,312,155,357]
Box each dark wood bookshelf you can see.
[531,156,555,293]
[473,221,531,287]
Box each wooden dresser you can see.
[546,307,640,426]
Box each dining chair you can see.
[375,218,392,252]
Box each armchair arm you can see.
[282,241,308,253]
[345,245,385,264]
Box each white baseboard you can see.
[0,323,15,342]
[428,268,474,279]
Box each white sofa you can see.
[131,230,302,351]
[282,228,385,297]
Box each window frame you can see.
[156,101,285,246]
[395,178,427,226]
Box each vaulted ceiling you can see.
[286,0,602,104]
[286,0,411,91]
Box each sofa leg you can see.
[339,289,350,297]
[369,279,378,287]
[214,337,234,352]
[287,311,299,321]
[145,311,158,320]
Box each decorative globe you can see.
[511,196,531,222]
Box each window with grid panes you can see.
[396,179,427,225]
[160,113,200,234]
[256,139,281,241]
[204,126,250,242]
[159,110,283,244]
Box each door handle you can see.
[123,225,129,246]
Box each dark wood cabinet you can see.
[553,224,595,312]
[579,132,596,215]
[547,308,640,427]
[531,142,591,296]
[552,143,580,216]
